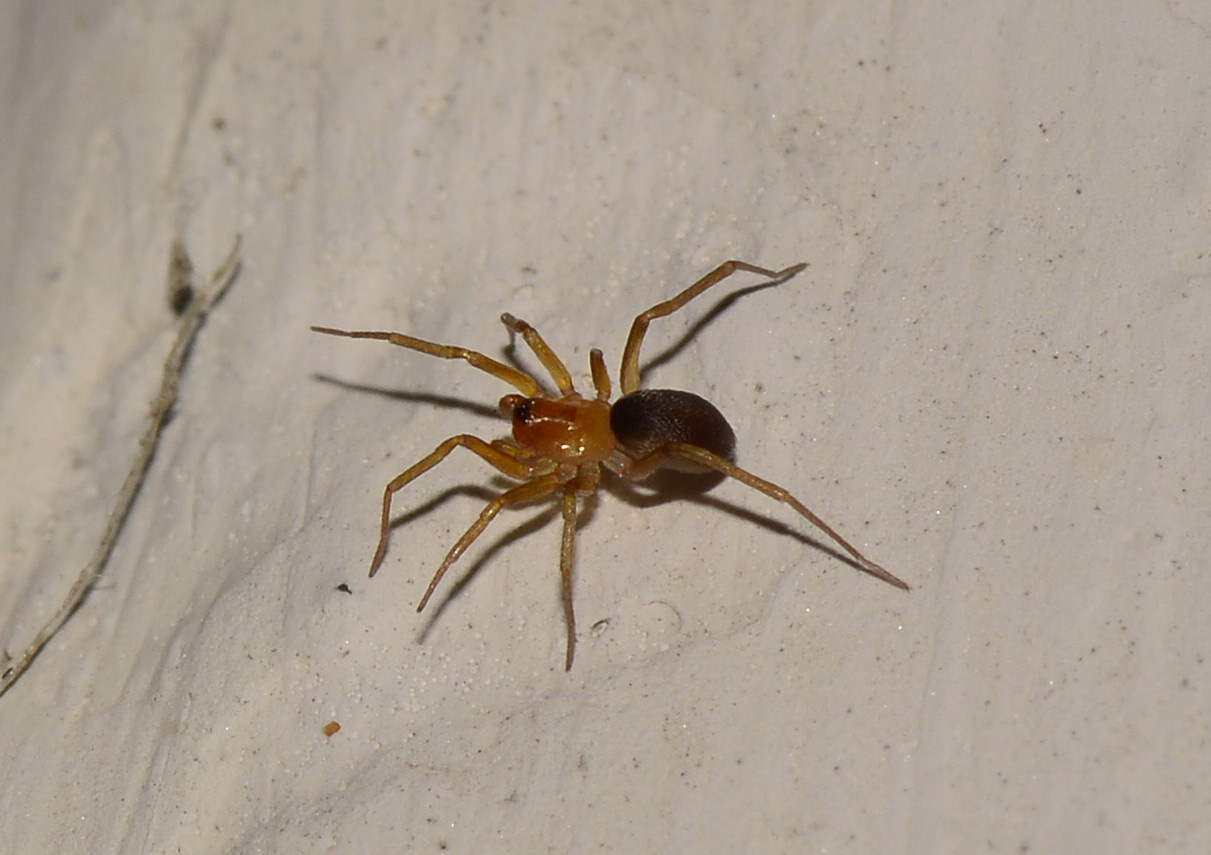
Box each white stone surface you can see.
[1,1,1208,852]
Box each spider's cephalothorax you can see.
[313,260,907,670]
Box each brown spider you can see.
[312,260,907,670]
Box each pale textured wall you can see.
[1,1,1208,852]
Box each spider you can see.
[312,260,908,670]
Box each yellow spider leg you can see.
[620,442,908,591]
[618,261,806,395]
[311,326,542,397]
[369,435,542,577]
[416,473,565,611]
[589,348,611,401]
[500,313,575,395]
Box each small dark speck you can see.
[167,240,195,315]
[336,583,353,594]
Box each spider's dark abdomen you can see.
[610,388,736,461]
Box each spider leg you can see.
[618,261,807,395]
[559,488,579,670]
[369,435,547,577]
[311,326,543,397]
[417,472,565,612]
[589,348,611,401]
[500,313,575,395]
[616,442,909,591]
[556,464,601,670]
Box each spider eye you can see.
[499,394,529,421]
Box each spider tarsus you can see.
[861,559,910,591]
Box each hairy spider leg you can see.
[500,313,576,395]
[615,442,910,591]
[416,471,568,617]
[618,261,808,395]
[309,326,543,397]
[556,464,603,669]
[368,435,547,577]
[559,488,579,670]
[497,314,613,404]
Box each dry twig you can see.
[0,235,242,700]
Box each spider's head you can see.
[500,394,615,463]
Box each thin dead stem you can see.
[0,235,242,700]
